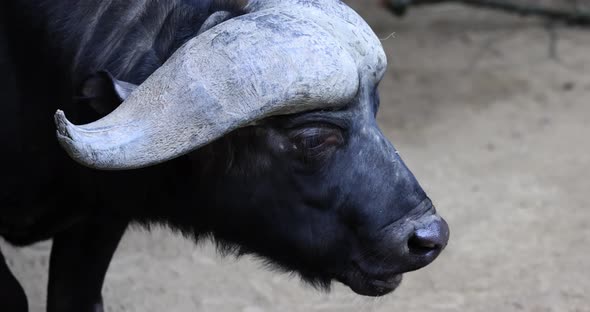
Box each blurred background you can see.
[3,0,590,311]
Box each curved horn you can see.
[55,0,386,170]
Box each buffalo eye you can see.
[288,125,344,163]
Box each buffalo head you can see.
[54,0,449,297]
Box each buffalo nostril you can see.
[407,218,449,255]
[408,232,441,254]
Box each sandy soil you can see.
[2,1,590,311]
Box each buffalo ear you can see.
[78,71,138,115]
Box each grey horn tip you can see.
[54,109,73,139]
[53,110,98,169]
[54,110,80,159]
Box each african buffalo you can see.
[0,0,449,311]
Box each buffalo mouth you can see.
[338,262,404,297]
[335,200,449,297]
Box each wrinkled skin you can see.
[0,0,449,311]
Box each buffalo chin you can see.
[339,269,404,297]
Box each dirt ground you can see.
[2,1,590,311]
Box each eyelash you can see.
[288,125,344,161]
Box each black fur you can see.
[1,1,439,310]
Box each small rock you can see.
[562,82,575,91]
